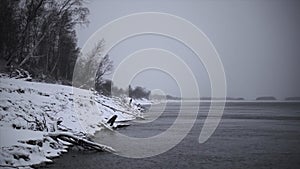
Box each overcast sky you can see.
[76,0,300,100]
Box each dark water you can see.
[42,102,300,169]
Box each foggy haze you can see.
[76,0,300,100]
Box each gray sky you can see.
[76,0,300,100]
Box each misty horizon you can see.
[76,0,300,100]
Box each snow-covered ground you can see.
[0,76,149,168]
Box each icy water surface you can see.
[43,101,300,169]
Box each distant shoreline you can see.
[150,95,300,102]
[152,99,300,103]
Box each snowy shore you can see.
[0,76,150,168]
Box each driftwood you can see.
[107,115,118,126]
[46,132,115,153]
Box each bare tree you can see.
[73,39,113,89]
[1,0,89,81]
[95,54,113,84]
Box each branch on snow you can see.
[46,132,115,153]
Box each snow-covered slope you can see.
[0,76,145,168]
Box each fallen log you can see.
[46,132,115,153]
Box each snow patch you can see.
[0,76,148,168]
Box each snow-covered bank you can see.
[0,77,148,168]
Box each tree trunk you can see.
[47,132,115,152]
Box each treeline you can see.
[96,80,151,99]
[0,0,89,81]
